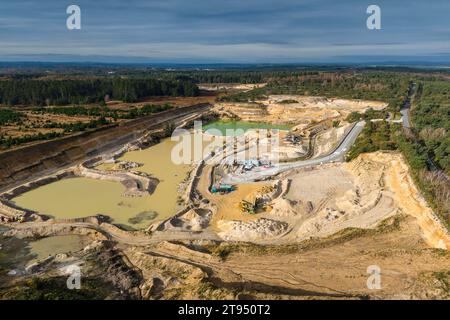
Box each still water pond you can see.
[203,120,290,136]
[13,137,192,230]
[12,122,283,229]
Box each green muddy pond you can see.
[203,120,291,136]
[12,136,192,230]
[27,235,87,263]
[0,233,87,271]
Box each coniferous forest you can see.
[0,78,199,106]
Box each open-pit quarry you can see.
[1,96,449,300]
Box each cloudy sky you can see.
[0,0,449,63]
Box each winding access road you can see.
[223,120,366,183]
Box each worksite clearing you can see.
[1,94,449,300]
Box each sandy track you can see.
[133,214,449,299]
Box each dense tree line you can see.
[0,78,199,106]
[165,70,319,84]
[346,121,399,161]
[221,72,411,111]
[270,72,410,111]
[345,108,388,123]
[97,69,320,84]
[173,71,267,84]
[412,80,450,174]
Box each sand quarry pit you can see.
[215,95,387,129]
[271,152,450,249]
[206,151,450,248]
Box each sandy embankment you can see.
[382,153,450,249]
[313,123,353,158]
[75,164,159,197]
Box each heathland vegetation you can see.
[32,103,173,120]
[0,103,173,148]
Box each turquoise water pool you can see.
[203,120,290,136]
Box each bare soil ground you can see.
[196,165,269,230]
[2,214,448,300]
[199,83,266,92]
[196,151,450,249]
[106,95,216,110]
[119,217,450,299]
[313,123,352,157]
[205,215,450,299]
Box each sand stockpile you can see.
[157,208,212,232]
[178,208,212,231]
[217,218,289,241]
[268,198,299,218]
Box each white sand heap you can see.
[217,218,289,241]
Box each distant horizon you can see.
[0,56,449,66]
[0,59,449,71]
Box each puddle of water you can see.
[0,234,87,274]
[203,120,290,136]
[27,235,86,263]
